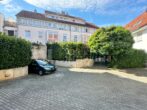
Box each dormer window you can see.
[133,20,142,27]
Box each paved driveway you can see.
[0,67,147,110]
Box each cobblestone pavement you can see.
[0,67,147,110]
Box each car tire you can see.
[38,70,43,76]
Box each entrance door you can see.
[8,30,14,36]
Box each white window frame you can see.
[63,34,67,42]
[25,30,31,38]
[38,31,43,38]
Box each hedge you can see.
[109,49,147,68]
[47,42,90,61]
[0,33,32,69]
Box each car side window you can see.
[32,61,37,66]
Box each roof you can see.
[125,11,147,32]
[16,10,98,29]
[4,21,17,27]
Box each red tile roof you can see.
[125,11,147,32]
[16,10,99,29]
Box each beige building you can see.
[16,10,98,44]
[0,13,17,36]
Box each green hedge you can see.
[109,49,147,68]
[0,33,32,69]
[47,42,90,61]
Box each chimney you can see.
[61,11,66,15]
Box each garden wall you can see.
[0,66,28,81]
[49,59,94,68]
[32,45,47,59]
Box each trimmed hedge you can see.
[0,33,32,69]
[47,42,90,61]
[109,49,147,68]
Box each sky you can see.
[0,0,147,27]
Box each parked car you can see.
[28,59,56,75]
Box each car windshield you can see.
[36,60,48,66]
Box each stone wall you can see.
[74,59,94,68]
[0,66,28,81]
[32,45,47,59]
[49,59,94,68]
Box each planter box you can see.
[0,66,28,81]
[49,59,94,68]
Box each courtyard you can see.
[0,67,147,110]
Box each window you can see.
[54,34,58,41]
[38,31,43,38]
[63,35,67,42]
[85,28,88,32]
[137,31,143,36]
[48,22,52,27]
[25,30,31,38]
[133,20,142,27]
[53,23,57,28]
[48,32,58,42]
[59,24,65,30]
[74,35,78,42]
[51,16,55,19]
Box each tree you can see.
[88,26,134,57]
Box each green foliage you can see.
[88,26,134,56]
[109,49,147,68]
[47,42,90,61]
[0,33,32,69]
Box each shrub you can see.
[0,33,32,69]
[109,49,146,68]
[88,26,134,56]
[47,42,90,61]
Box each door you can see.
[31,61,38,73]
[8,30,14,36]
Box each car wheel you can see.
[38,70,43,76]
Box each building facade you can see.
[0,13,17,36]
[0,13,4,32]
[125,11,147,52]
[16,10,98,44]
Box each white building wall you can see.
[18,25,47,44]
[4,27,17,36]
[132,26,147,53]
[0,13,4,32]
[18,25,94,44]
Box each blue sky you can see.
[0,0,147,27]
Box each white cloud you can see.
[3,3,21,12]
[0,0,21,13]
[24,0,113,11]
[23,0,147,15]
[0,0,12,5]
